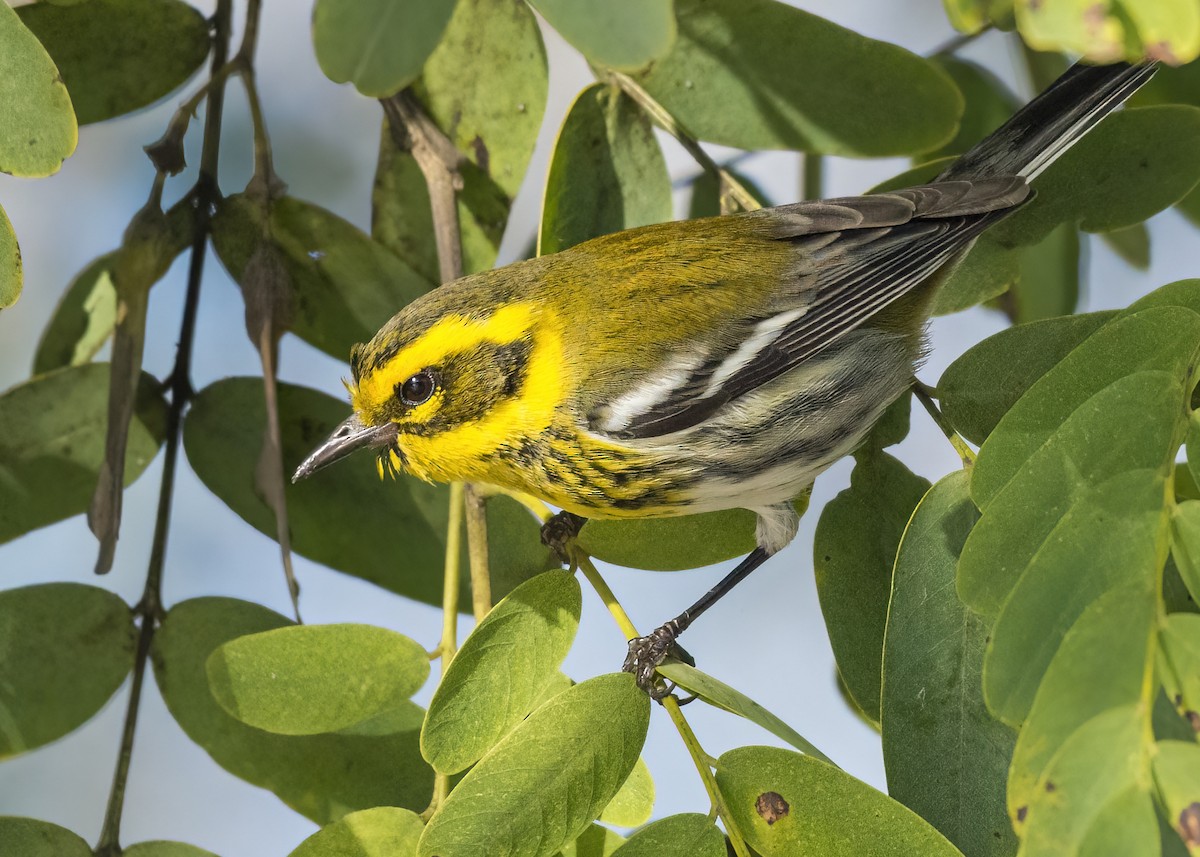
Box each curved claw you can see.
[622,620,694,700]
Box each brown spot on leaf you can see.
[1186,710,1200,733]
[1016,806,1028,823]
[1145,41,1179,65]
[1045,781,1056,793]
[1180,802,1200,846]
[756,791,789,825]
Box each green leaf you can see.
[938,310,1115,444]
[715,747,962,856]
[288,807,424,857]
[0,204,19,309]
[579,509,757,571]
[211,194,433,361]
[312,0,457,97]
[657,661,832,762]
[814,451,930,723]
[528,0,675,71]
[941,0,991,33]
[1160,613,1200,730]
[1188,410,1200,492]
[418,674,650,857]
[0,1,76,176]
[1016,0,1200,66]
[1007,222,1080,322]
[600,758,654,827]
[0,583,134,757]
[923,56,1020,159]
[183,378,555,609]
[687,169,772,219]
[1153,740,1200,851]
[422,571,582,774]
[123,843,221,857]
[0,363,165,544]
[34,199,194,374]
[881,471,1017,856]
[153,598,434,825]
[207,624,430,736]
[1174,501,1200,604]
[933,235,1021,316]
[1006,585,1156,820]
[632,0,961,156]
[1101,222,1151,270]
[0,817,91,857]
[16,0,210,125]
[1018,706,1154,857]
[609,813,724,857]
[539,83,671,256]
[559,824,626,857]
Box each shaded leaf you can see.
[0,817,91,857]
[814,451,930,722]
[1006,221,1080,322]
[1189,410,1200,491]
[422,571,582,774]
[539,83,671,256]
[207,624,429,736]
[1160,613,1200,730]
[288,807,424,857]
[0,583,135,757]
[153,598,434,825]
[938,310,1115,445]
[1173,501,1200,603]
[687,168,772,219]
[558,824,625,857]
[0,1,76,176]
[881,472,1017,856]
[1152,741,1200,855]
[599,758,654,828]
[632,0,961,156]
[933,235,1021,316]
[715,746,962,856]
[609,813,724,857]
[183,378,555,609]
[923,56,1020,159]
[0,203,19,308]
[17,0,210,125]
[312,0,457,97]
[658,661,832,762]
[123,843,221,857]
[0,363,164,544]
[579,509,757,572]
[1101,222,1151,270]
[418,674,650,857]
[528,0,675,71]
[212,194,433,361]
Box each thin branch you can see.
[93,1,235,853]
[930,23,994,57]
[465,489,492,622]
[913,380,976,467]
[605,71,761,213]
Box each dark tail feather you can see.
[937,61,1158,183]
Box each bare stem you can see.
[465,489,492,621]
[913,380,976,467]
[93,2,234,853]
[606,71,761,213]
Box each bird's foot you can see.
[622,619,695,700]
[540,511,587,568]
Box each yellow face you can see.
[345,301,567,486]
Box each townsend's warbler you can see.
[295,60,1157,695]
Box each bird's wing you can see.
[590,177,1030,439]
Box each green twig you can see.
[913,381,976,467]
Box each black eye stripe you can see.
[396,370,437,406]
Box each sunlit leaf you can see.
[633,0,961,156]
[17,0,210,125]
[1015,0,1200,65]
[1152,741,1200,855]
[528,0,675,71]
[312,0,457,97]
[559,824,625,857]
[609,814,723,857]
[599,758,654,827]
[123,843,221,857]
[288,807,424,857]
[0,1,76,176]
[0,204,19,309]
[1160,614,1200,730]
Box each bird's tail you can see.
[938,61,1158,183]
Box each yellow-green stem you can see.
[465,486,492,622]
[913,382,976,467]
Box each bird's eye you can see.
[397,370,437,406]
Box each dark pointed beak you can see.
[292,414,399,482]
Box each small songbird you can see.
[295,61,1157,696]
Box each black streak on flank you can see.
[755,792,789,825]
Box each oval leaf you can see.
[183,378,555,609]
[153,598,434,824]
[0,817,91,857]
[0,1,76,176]
[578,509,757,572]
[715,746,962,856]
[289,807,424,857]
[123,844,221,857]
[17,0,210,125]
[312,0,457,97]
[1017,0,1200,65]
[539,83,671,256]
[0,363,165,544]
[600,757,654,828]
[418,674,650,857]
[0,583,134,757]
[609,813,723,857]
[0,203,19,308]
[1172,500,1200,604]
[1153,740,1200,852]
[422,571,580,774]
[208,624,430,736]
[528,0,675,71]
[881,471,1017,856]
[632,0,961,156]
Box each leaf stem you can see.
[913,381,976,467]
[605,71,761,213]
[93,2,234,853]
[465,488,492,621]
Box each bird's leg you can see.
[540,511,588,569]
[623,546,772,698]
